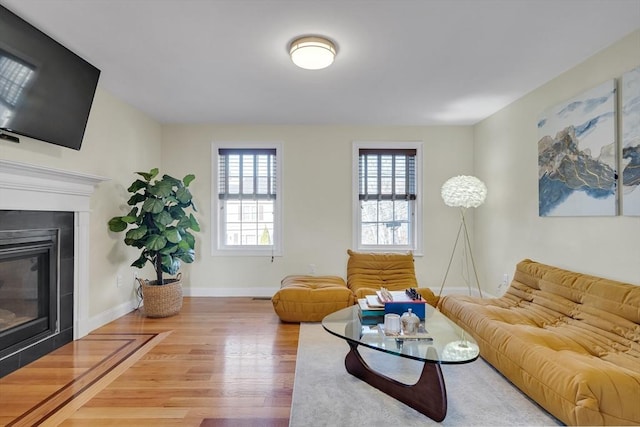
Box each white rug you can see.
[290,323,562,427]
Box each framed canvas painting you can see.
[621,66,640,216]
[537,80,617,216]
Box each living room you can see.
[0,0,636,328]
[0,1,639,425]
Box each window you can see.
[353,141,422,254]
[213,143,282,256]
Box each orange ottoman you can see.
[272,275,355,322]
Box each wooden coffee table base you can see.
[344,342,448,422]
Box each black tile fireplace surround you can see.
[0,210,74,378]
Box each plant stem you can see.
[155,256,164,285]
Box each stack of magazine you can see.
[357,297,385,325]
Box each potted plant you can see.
[108,168,200,317]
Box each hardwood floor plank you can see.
[0,298,300,426]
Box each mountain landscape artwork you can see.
[537,80,617,216]
[621,66,640,216]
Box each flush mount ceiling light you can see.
[289,36,336,70]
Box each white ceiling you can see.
[2,0,639,126]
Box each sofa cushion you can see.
[347,249,418,293]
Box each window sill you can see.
[212,248,282,257]
[355,246,423,257]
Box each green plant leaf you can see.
[133,240,145,249]
[149,179,173,198]
[183,174,195,187]
[177,239,191,251]
[162,175,181,187]
[145,234,167,251]
[127,179,148,193]
[189,214,200,232]
[176,215,191,229]
[136,168,158,181]
[127,193,146,206]
[125,225,148,240]
[176,187,192,204]
[142,198,165,214]
[169,205,186,220]
[160,243,178,254]
[121,215,138,224]
[165,195,179,205]
[182,232,195,249]
[153,210,173,226]
[131,253,148,268]
[177,249,195,264]
[108,217,127,232]
[161,255,181,275]
[164,227,182,244]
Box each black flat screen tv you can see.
[0,5,100,150]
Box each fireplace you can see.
[0,212,75,376]
[0,228,59,359]
[0,160,107,377]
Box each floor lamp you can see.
[437,175,487,300]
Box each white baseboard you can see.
[83,299,138,336]
[184,287,279,298]
[437,286,496,298]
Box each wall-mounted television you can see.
[0,5,100,150]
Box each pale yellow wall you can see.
[474,30,640,293]
[0,87,162,317]
[161,124,474,295]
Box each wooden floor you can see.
[0,298,300,426]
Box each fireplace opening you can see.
[0,229,58,361]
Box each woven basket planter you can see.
[138,273,183,318]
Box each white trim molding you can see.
[0,159,109,339]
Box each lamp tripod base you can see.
[437,208,483,300]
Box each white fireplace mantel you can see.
[0,159,109,339]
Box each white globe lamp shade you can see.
[441,175,487,209]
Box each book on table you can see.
[357,298,384,324]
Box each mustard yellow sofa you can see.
[272,250,438,322]
[439,259,640,426]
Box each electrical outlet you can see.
[116,274,123,288]
[308,264,317,275]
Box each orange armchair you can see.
[346,249,438,307]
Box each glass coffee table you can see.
[322,303,479,422]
